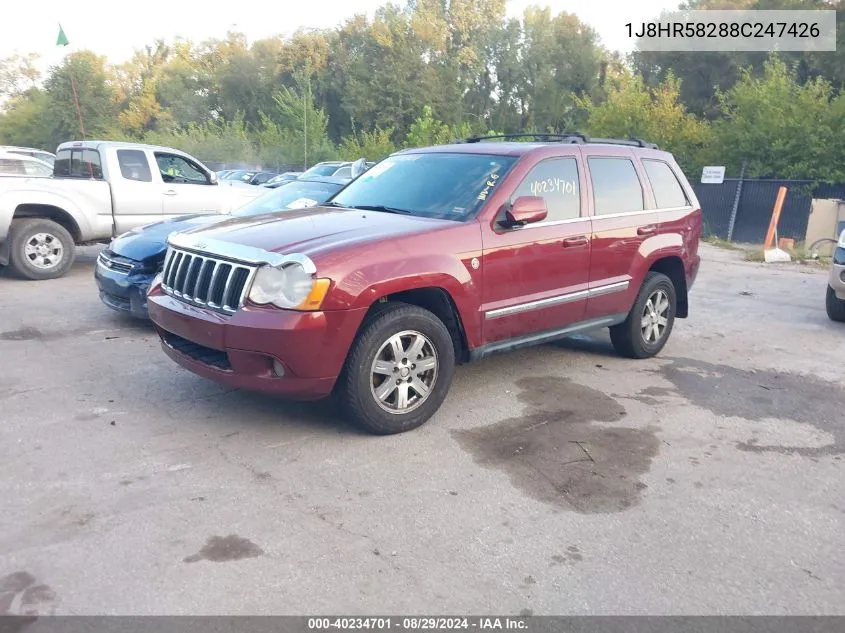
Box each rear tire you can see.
[610,271,677,359]
[827,285,845,322]
[339,302,455,435]
[8,218,75,280]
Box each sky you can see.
[1,0,679,71]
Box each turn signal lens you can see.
[296,278,331,311]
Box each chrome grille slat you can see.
[160,246,256,314]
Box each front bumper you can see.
[147,288,368,400]
[94,256,155,319]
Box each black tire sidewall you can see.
[625,273,677,358]
[9,219,75,280]
[342,305,455,435]
[827,285,845,322]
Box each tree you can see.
[0,53,41,102]
[339,124,396,161]
[713,54,845,181]
[579,71,712,175]
[43,51,120,145]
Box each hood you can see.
[177,206,455,259]
[111,214,226,261]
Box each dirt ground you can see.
[0,243,843,615]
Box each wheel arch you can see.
[13,204,83,242]
[362,286,471,364]
[648,255,688,318]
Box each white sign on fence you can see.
[701,166,726,184]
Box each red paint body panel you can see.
[148,289,368,398]
[148,141,702,400]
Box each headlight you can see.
[248,263,329,310]
[838,229,845,248]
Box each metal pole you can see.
[726,160,746,241]
[303,77,308,172]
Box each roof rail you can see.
[459,132,658,150]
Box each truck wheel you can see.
[8,218,75,280]
[339,302,455,435]
[827,285,845,322]
[610,271,677,359]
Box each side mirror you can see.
[504,196,548,227]
[208,172,218,185]
[350,158,367,178]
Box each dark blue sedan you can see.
[94,176,352,319]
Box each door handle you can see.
[164,190,177,196]
[637,224,657,236]
[562,235,588,248]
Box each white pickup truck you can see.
[0,140,264,280]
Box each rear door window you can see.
[117,149,152,182]
[587,157,644,215]
[643,160,689,208]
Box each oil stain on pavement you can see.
[184,535,264,563]
[453,376,659,514]
[657,358,845,456]
[0,571,57,616]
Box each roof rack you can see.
[459,132,658,150]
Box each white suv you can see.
[827,229,845,322]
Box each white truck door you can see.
[109,147,165,233]
[152,151,222,218]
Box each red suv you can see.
[147,134,701,434]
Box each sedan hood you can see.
[111,214,227,262]
[176,207,455,259]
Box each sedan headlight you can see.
[248,263,330,310]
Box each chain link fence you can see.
[693,179,845,243]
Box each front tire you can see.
[339,303,456,435]
[610,271,677,359]
[8,218,75,280]
[827,285,845,322]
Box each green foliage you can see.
[712,55,845,181]
[579,72,713,175]
[339,125,397,160]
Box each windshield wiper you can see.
[345,204,414,215]
[322,201,346,208]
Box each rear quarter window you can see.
[643,160,689,208]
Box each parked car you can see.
[95,175,357,319]
[247,172,279,186]
[826,229,845,322]
[216,170,234,179]
[264,172,303,188]
[146,134,702,435]
[0,151,53,178]
[0,140,264,280]
[0,145,56,168]
[221,170,256,182]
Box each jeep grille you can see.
[160,247,256,314]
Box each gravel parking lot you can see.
[1,243,843,615]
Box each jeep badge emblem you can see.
[470,257,480,270]
[195,241,207,249]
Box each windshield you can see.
[234,180,345,216]
[328,153,516,221]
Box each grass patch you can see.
[741,241,831,267]
[702,235,743,251]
